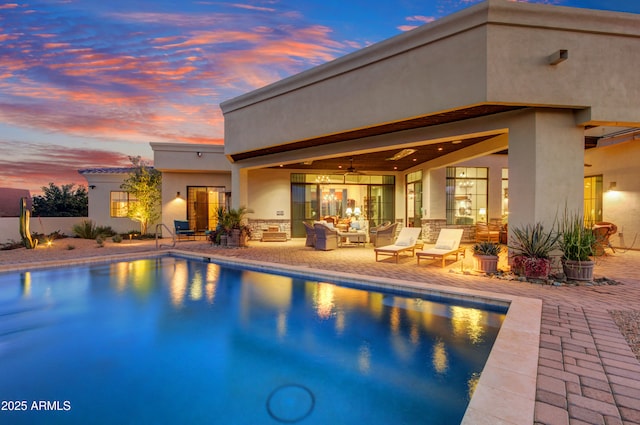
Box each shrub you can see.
[96,226,116,237]
[96,237,104,247]
[112,234,123,243]
[72,220,114,239]
[559,212,596,261]
[1,240,23,251]
[72,219,99,239]
[66,244,75,250]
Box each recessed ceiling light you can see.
[386,148,417,161]
[412,158,417,161]
[451,140,462,144]
[393,166,398,170]
[437,147,443,151]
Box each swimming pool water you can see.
[0,257,505,424]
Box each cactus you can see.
[19,197,38,249]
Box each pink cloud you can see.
[0,140,134,194]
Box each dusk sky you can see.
[1,0,639,194]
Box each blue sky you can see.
[1,0,639,194]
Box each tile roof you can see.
[78,167,150,174]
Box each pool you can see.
[0,256,507,424]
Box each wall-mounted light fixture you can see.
[197,152,202,157]
[608,182,617,191]
[548,49,568,65]
[89,185,96,189]
[176,191,181,198]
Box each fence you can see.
[0,217,83,244]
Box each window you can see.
[110,191,137,218]
[584,175,603,223]
[445,167,488,225]
[290,173,395,237]
[406,171,422,227]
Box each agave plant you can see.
[472,241,501,256]
[509,222,559,259]
[509,222,560,279]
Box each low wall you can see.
[0,217,83,244]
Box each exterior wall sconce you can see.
[89,185,96,189]
[548,49,568,65]
[197,152,202,157]
[176,191,181,198]
[608,182,617,191]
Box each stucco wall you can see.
[161,171,232,231]
[223,21,489,153]
[81,172,141,234]
[152,143,231,172]
[247,169,292,220]
[0,217,84,244]
[486,4,640,125]
[585,140,640,249]
[222,0,640,155]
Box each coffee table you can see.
[338,230,367,246]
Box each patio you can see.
[1,238,639,424]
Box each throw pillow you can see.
[395,236,415,247]
[435,240,455,250]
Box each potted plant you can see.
[222,206,253,247]
[559,212,596,281]
[472,241,501,273]
[509,222,559,279]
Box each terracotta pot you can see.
[473,254,499,273]
[562,259,595,281]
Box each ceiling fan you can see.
[343,158,363,175]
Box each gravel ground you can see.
[610,310,640,361]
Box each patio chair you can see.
[314,223,340,251]
[368,221,390,246]
[475,222,500,243]
[416,228,465,268]
[372,222,398,247]
[303,221,316,247]
[174,220,195,241]
[593,222,617,255]
[374,227,422,263]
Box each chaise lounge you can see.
[374,227,422,263]
[416,228,465,267]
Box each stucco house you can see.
[217,0,640,245]
[81,0,639,248]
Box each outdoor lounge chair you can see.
[416,228,465,267]
[314,222,340,251]
[174,220,195,240]
[374,227,422,263]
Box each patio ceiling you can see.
[273,134,499,173]
[229,102,636,174]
